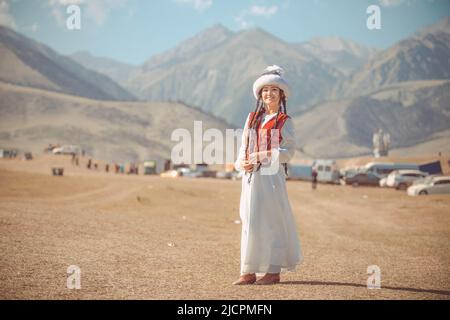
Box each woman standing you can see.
[233,65,303,285]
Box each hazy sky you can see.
[2,0,449,65]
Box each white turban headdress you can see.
[252,65,291,100]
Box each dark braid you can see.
[246,91,266,164]
[268,90,288,177]
[280,91,289,176]
[273,90,286,129]
[246,95,265,158]
[245,92,265,183]
[281,93,287,114]
[245,96,261,158]
[251,99,265,130]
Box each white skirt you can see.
[239,164,303,275]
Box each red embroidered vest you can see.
[245,112,290,161]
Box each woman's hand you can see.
[241,160,254,173]
[248,151,272,165]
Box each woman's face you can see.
[261,85,281,110]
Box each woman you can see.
[233,65,303,285]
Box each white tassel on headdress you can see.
[262,65,285,76]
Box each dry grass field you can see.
[0,155,449,299]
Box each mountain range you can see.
[332,17,450,99]
[293,79,450,158]
[1,16,449,161]
[74,24,367,125]
[0,25,135,101]
[0,81,232,166]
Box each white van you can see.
[312,159,340,184]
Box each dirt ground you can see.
[0,155,449,300]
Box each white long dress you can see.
[234,113,303,275]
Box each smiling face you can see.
[261,85,282,113]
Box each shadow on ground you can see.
[281,280,450,296]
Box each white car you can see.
[52,145,80,155]
[177,167,202,178]
[386,170,428,190]
[412,175,439,186]
[407,176,450,196]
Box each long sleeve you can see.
[276,118,296,164]
[234,114,251,172]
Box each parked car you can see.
[364,162,419,178]
[412,175,439,186]
[216,171,233,179]
[177,167,202,178]
[386,170,429,190]
[407,176,450,196]
[341,167,365,182]
[52,145,80,155]
[345,172,381,187]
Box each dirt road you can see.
[0,156,449,299]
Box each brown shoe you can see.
[255,273,280,285]
[232,274,256,285]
